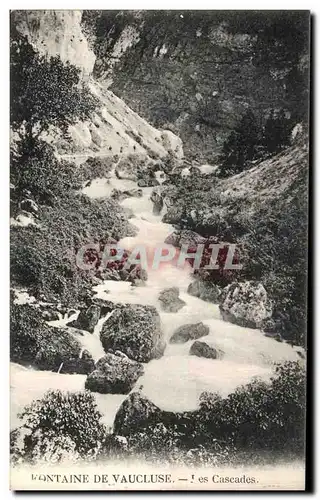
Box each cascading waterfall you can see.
[10,166,302,431]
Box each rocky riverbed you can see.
[11,163,303,433]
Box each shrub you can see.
[264,109,291,154]
[198,361,306,455]
[15,390,107,463]
[124,423,233,466]
[11,428,80,465]
[11,140,79,206]
[10,190,136,305]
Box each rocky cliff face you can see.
[83,11,309,162]
[12,10,96,77]
[12,10,183,160]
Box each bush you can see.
[14,390,107,463]
[11,140,79,207]
[97,362,305,466]
[264,109,291,154]
[11,190,136,305]
[124,423,232,466]
[11,428,80,465]
[198,361,306,455]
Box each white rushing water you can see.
[11,169,302,430]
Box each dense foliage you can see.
[12,391,107,464]
[239,191,308,345]
[11,183,134,305]
[220,109,292,176]
[10,140,78,208]
[11,303,48,364]
[198,361,306,454]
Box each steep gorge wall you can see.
[83,10,310,162]
[12,10,96,77]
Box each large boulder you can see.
[189,341,224,359]
[219,281,273,329]
[114,392,195,437]
[158,287,186,313]
[67,304,100,333]
[170,322,209,344]
[100,304,165,362]
[85,352,144,394]
[58,348,95,374]
[187,279,221,303]
[113,392,161,436]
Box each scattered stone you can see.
[187,280,221,303]
[158,287,186,312]
[131,278,146,287]
[189,341,224,359]
[85,353,144,394]
[264,331,284,343]
[113,435,128,448]
[67,304,100,333]
[19,199,38,215]
[170,322,209,344]
[123,188,143,198]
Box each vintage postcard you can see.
[10,10,310,490]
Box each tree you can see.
[220,110,262,176]
[10,25,98,146]
[263,108,291,154]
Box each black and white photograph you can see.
[9,9,310,490]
